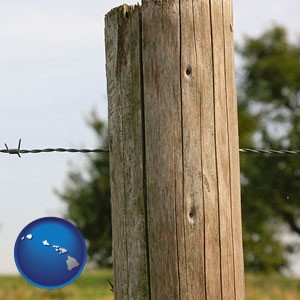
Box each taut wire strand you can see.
[1,139,300,157]
[1,139,108,157]
[239,148,300,155]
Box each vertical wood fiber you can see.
[142,1,182,299]
[105,5,149,299]
[105,0,244,299]
[210,0,235,298]
[223,0,245,298]
[180,0,223,298]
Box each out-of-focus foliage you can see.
[57,113,111,266]
[238,25,300,272]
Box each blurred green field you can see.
[245,273,300,300]
[0,269,114,300]
[1,269,300,299]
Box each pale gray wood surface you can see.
[105,5,149,299]
[105,1,244,299]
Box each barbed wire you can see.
[1,139,108,158]
[1,139,300,157]
[239,148,300,155]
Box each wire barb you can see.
[1,139,108,157]
[4,139,22,158]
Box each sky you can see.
[0,0,299,275]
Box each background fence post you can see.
[105,0,245,299]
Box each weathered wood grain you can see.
[105,5,149,299]
[223,0,245,298]
[180,0,220,299]
[210,0,236,299]
[105,0,244,299]
[142,1,182,298]
[183,1,224,298]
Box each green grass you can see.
[0,269,114,300]
[1,270,300,299]
[246,273,300,300]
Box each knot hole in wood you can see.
[189,207,196,224]
[185,65,192,77]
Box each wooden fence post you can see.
[105,1,245,299]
